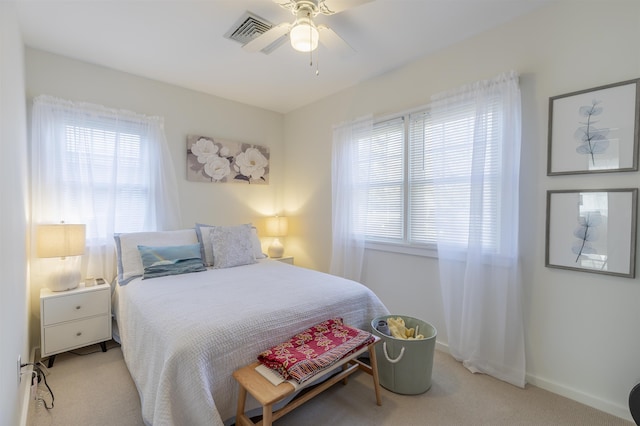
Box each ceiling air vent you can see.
[224,12,286,54]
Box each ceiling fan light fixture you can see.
[290,17,319,52]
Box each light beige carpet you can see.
[28,341,633,426]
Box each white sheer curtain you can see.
[329,116,373,281]
[31,95,181,282]
[431,71,525,387]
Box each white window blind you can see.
[357,96,504,251]
[357,117,405,241]
[429,97,502,251]
[408,111,437,244]
[63,118,150,234]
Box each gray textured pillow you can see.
[211,224,257,269]
[195,224,216,266]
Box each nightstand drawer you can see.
[42,288,109,326]
[42,315,111,355]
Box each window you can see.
[427,99,503,251]
[358,98,504,252]
[355,117,404,240]
[408,111,438,245]
[62,119,150,234]
[31,95,181,280]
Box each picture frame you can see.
[545,188,637,278]
[547,78,640,175]
[186,135,270,184]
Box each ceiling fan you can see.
[243,0,374,56]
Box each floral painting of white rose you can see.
[187,135,270,184]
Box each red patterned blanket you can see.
[258,318,374,384]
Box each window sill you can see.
[364,241,438,258]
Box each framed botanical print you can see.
[545,188,637,277]
[547,78,640,175]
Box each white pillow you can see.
[211,224,257,269]
[195,224,216,267]
[196,223,266,266]
[114,229,198,284]
[251,226,267,259]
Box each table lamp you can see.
[265,216,288,258]
[36,223,86,291]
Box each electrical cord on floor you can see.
[68,340,120,357]
[21,362,54,410]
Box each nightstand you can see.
[274,256,294,265]
[40,282,112,367]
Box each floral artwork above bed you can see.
[186,135,270,184]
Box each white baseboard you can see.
[525,373,633,423]
[435,341,631,422]
[18,347,36,426]
[435,340,450,354]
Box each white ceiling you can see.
[15,0,550,113]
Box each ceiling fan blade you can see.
[272,0,297,12]
[318,0,374,15]
[318,25,355,57]
[242,23,291,53]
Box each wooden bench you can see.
[233,335,381,426]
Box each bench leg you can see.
[237,385,249,425]
[262,403,274,426]
[342,363,349,385]
[368,344,382,406]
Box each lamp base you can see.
[48,259,81,292]
[48,279,79,292]
[268,238,284,258]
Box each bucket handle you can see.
[382,341,405,364]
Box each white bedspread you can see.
[115,259,389,426]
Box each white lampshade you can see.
[290,18,319,52]
[37,223,86,291]
[266,216,288,238]
[37,224,86,258]
[266,216,288,258]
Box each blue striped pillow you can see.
[137,244,205,280]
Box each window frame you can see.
[60,117,153,236]
[359,99,506,257]
[360,109,440,256]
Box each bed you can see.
[112,225,389,426]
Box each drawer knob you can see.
[75,306,81,310]
[76,332,82,337]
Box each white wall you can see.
[24,48,285,347]
[16,0,640,421]
[284,1,640,421]
[0,4,31,425]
